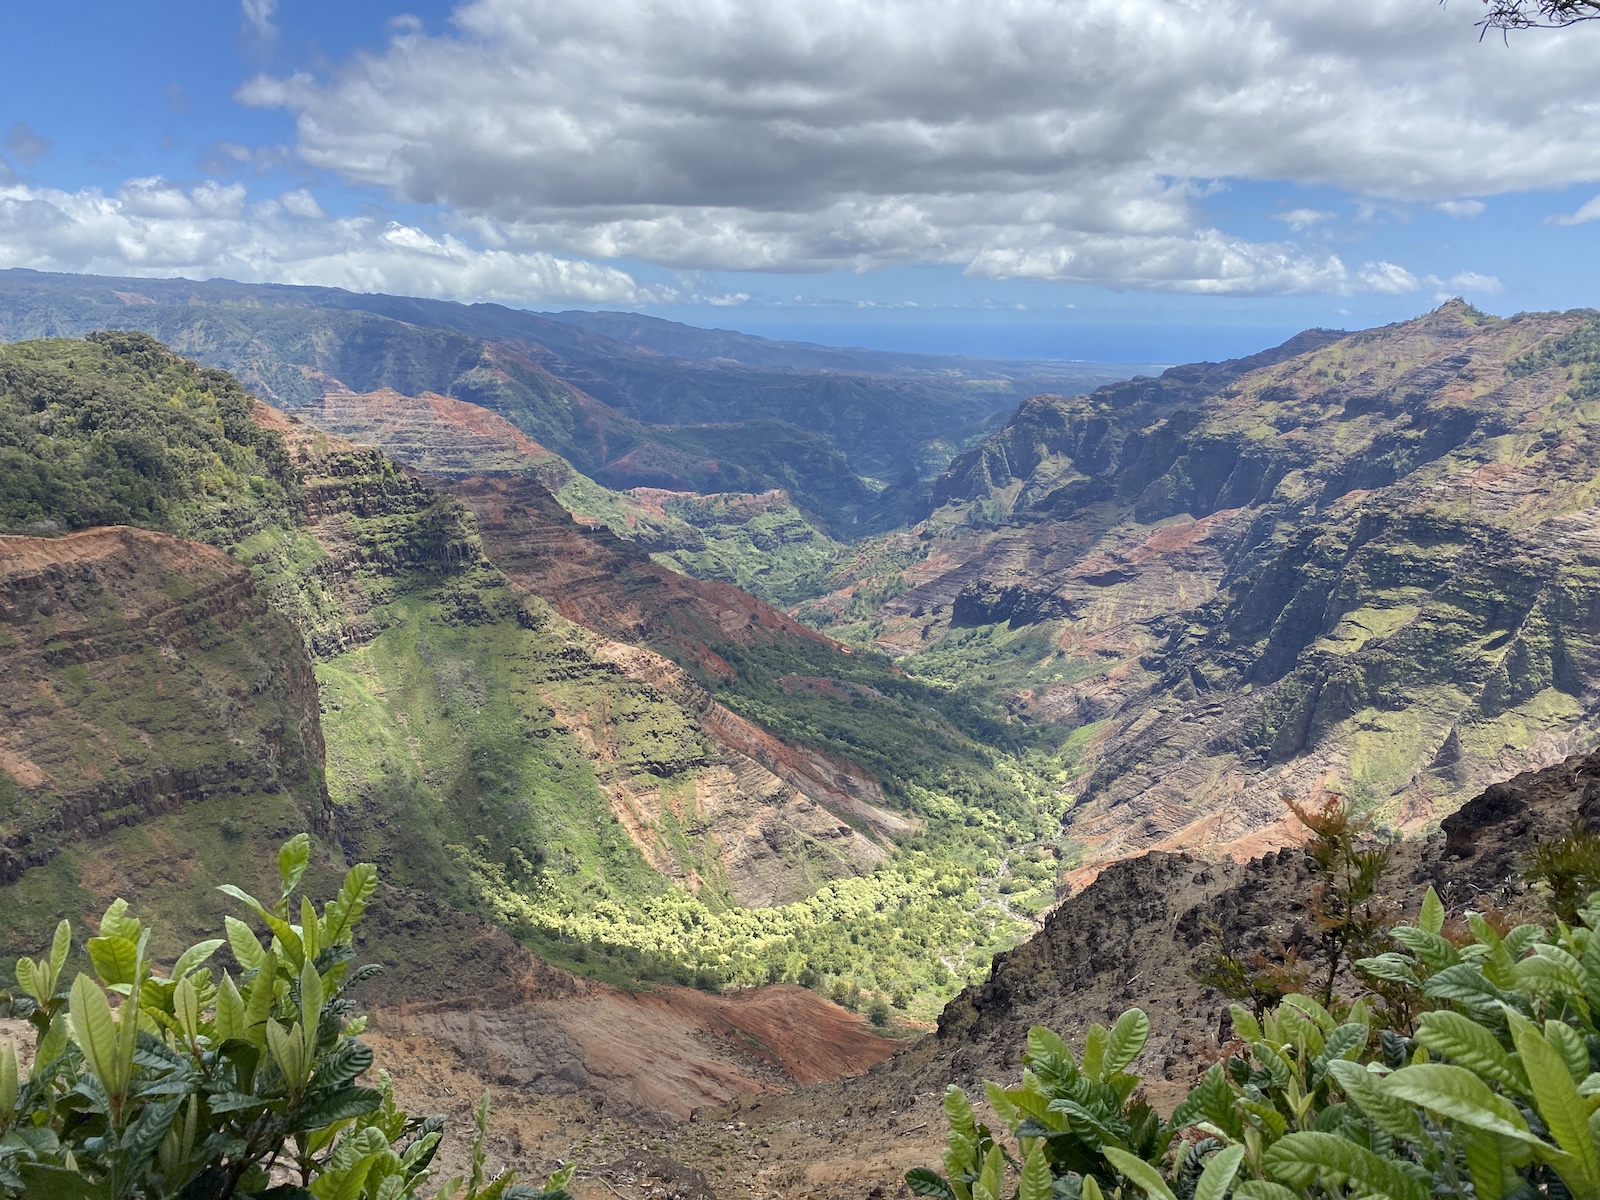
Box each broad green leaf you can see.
[1414,1010,1528,1094]
[310,1155,378,1200]
[1515,956,1590,1012]
[86,935,139,988]
[15,1163,96,1200]
[170,939,225,983]
[173,976,200,1041]
[300,895,322,963]
[1104,1148,1177,1200]
[48,919,71,980]
[1017,1144,1052,1200]
[1381,1064,1540,1143]
[97,898,139,942]
[14,958,39,1004]
[1547,1020,1590,1082]
[984,1081,1018,1126]
[1080,1177,1105,1200]
[1313,1022,1369,1080]
[1,1043,18,1117]
[1356,953,1422,988]
[219,885,304,966]
[1508,1012,1600,1199]
[1505,923,1548,958]
[1470,913,1505,949]
[68,974,119,1094]
[216,973,246,1041]
[1026,1024,1072,1064]
[1392,926,1460,973]
[1082,1022,1110,1083]
[1193,1144,1245,1200]
[299,957,324,1030]
[242,951,279,1048]
[322,863,377,946]
[224,916,267,973]
[1420,886,1445,935]
[1264,1131,1429,1200]
[976,1145,1004,1200]
[279,833,311,900]
[287,1087,382,1132]
[1170,1063,1243,1140]
[1282,993,1335,1032]
[943,1085,977,1142]
[944,1130,978,1184]
[1326,1059,1427,1144]
[1239,1098,1288,1139]
[1252,1040,1292,1089]
[267,1020,309,1091]
[1105,1009,1150,1076]
[1424,963,1517,1015]
[1229,1004,1262,1043]
[36,1013,68,1066]
[1463,1126,1532,1200]
[1234,1185,1299,1200]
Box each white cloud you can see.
[280,189,324,219]
[230,0,1600,288]
[241,0,277,37]
[0,179,660,305]
[1359,260,1421,294]
[1443,270,1502,293]
[1272,208,1336,232]
[1437,199,1486,218]
[1549,194,1600,226]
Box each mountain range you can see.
[6,274,1600,1191]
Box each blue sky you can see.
[2,0,1599,363]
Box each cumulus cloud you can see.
[231,0,1599,287]
[1359,261,1422,294]
[1549,195,1600,226]
[0,179,660,305]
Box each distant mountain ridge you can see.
[0,268,1134,531]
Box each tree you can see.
[1471,0,1600,31]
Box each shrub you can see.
[0,833,573,1200]
[912,880,1600,1200]
[868,998,892,1028]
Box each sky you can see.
[1,0,1599,362]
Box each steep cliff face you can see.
[0,526,330,885]
[827,302,1600,876]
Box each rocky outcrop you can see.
[845,303,1600,874]
[817,741,1600,1123]
[0,527,331,883]
[446,473,835,677]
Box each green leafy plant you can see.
[0,833,573,1200]
[915,876,1600,1200]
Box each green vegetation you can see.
[1508,309,1600,402]
[913,827,1600,1200]
[899,620,1108,698]
[650,491,848,608]
[0,331,298,536]
[0,834,570,1200]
